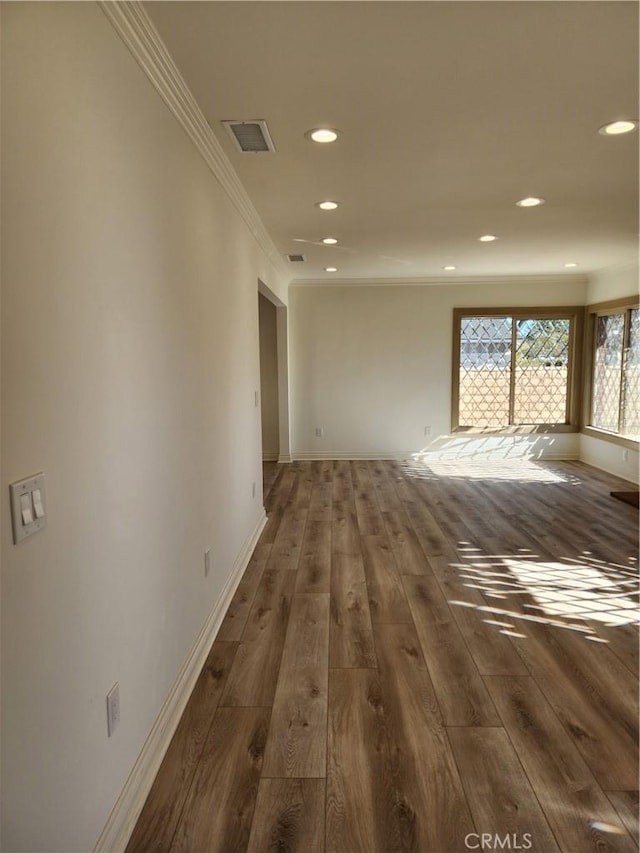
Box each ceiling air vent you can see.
[222,120,276,153]
[287,254,306,263]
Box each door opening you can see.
[258,292,280,491]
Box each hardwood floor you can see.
[127,458,639,853]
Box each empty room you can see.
[1,2,638,852]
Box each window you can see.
[452,308,582,432]
[587,300,639,442]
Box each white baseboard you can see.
[262,452,279,462]
[293,451,412,460]
[535,452,580,461]
[93,510,267,853]
[410,450,579,462]
[293,449,579,462]
[277,453,292,463]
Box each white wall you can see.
[580,261,639,483]
[580,435,638,484]
[587,260,638,304]
[1,4,287,851]
[290,278,587,459]
[258,295,280,460]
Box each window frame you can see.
[451,306,584,434]
[582,296,639,449]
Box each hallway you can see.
[127,459,638,852]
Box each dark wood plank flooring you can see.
[128,458,639,852]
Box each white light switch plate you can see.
[9,472,47,544]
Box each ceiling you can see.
[145,1,639,283]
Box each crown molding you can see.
[99,1,288,281]
[290,273,589,288]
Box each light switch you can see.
[32,489,45,519]
[20,493,33,526]
[10,472,47,544]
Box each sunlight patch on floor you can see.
[503,558,639,626]
[450,553,639,630]
[403,458,572,483]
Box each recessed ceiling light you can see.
[307,128,340,144]
[316,200,339,211]
[321,237,338,245]
[564,262,578,268]
[598,120,638,136]
[516,197,545,207]
[478,235,498,242]
[443,265,457,271]
[325,267,338,272]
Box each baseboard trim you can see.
[534,452,580,461]
[293,450,579,462]
[409,450,579,462]
[277,454,292,463]
[293,451,414,460]
[93,510,267,853]
[262,452,279,462]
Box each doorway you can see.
[258,292,279,461]
[257,280,291,481]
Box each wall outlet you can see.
[252,481,257,499]
[204,548,211,577]
[315,427,324,438]
[254,390,259,408]
[106,683,120,737]
[424,426,432,437]
[622,448,629,462]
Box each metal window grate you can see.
[513,319,570,424]
[592,313,624,432]
[620,308,640,439]
[621,307,640,439]
[458,315,571,427]
[459,317,512,427]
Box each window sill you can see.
[452,424,578,436]
[581,427,639,451]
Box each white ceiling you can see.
[145,1,639,282]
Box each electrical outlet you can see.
[622,448,629,462]
[424,426,432,437]
[315,427,324,438]
[252,481,257,499]
[106,683,120,737]
[254,390,259,408]
[204,548,211,577]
